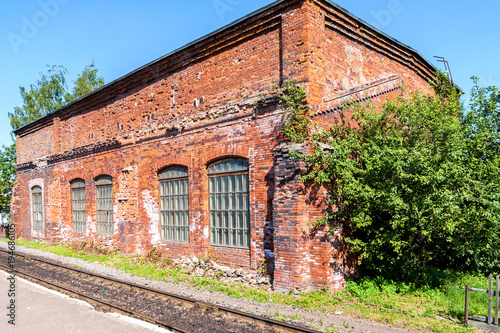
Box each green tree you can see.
[9,65,70,131]
[70,60,105,101]
[451,79,500,273]
[8,61,105,131]
[280,76,500,281]
[4,62,105,220]
[0,143,16,217]
[463,77,500,160]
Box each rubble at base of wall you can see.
[166,256,273,289]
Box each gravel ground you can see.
[0,241,415,333]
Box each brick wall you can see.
[16,122,54,165]
[13,0,434,292]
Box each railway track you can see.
[0,249,319,333]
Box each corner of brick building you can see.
[271,0,436,292]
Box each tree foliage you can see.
[8,61,105,131]
[0,144,16,217]
[455,78,500,274]
[281,75,500,281]
[4,61,104,219]
[71,60,105,101]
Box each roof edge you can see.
[320,0,463,92]
[320,0,438,74]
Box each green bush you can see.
[279,74,500,281]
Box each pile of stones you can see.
[170,256,272,288]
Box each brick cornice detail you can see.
[316,75,403,115]
[316,0,435,83]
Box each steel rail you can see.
[0,260,189,333]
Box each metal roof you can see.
[14,0,439,134]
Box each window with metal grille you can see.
[95,176,113,235]
[32,186,43,230]
[159,167,189,242]
[71,179,86,233]
[208,159,249,248]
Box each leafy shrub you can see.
[278,74,500,282]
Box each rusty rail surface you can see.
[0,249,319,333]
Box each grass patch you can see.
[6,238,484,332]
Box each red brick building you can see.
[12,0,435,292]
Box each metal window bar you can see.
[464,274,500,325]
[208,159,249,174]
[71,181,86,233]
[159,168,189,242]
[32,187,43,230]
[209,166,250,248]
[96,184,113,235]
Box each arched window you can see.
[159,166,189,242]
[32,186,43,230]
[95,176,113,235]
[71,179,86,233]
[208,159,249,248]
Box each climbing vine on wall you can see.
[274,81,311,143]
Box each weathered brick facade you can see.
[12,0,434,292]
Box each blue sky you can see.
[1,0,499,148]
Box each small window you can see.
[32,186,43,230]
[71,179,86,233]
[159,167,189,242]
[96,176,113,235]
[208,159,249,248]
